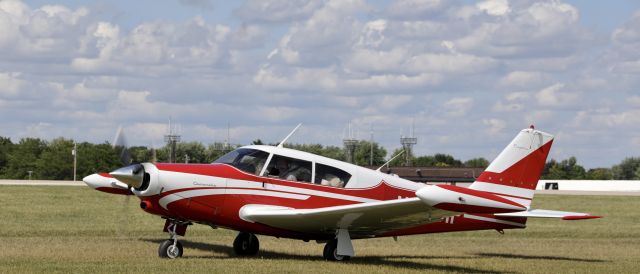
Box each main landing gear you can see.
[233,232,260,256]
[322,239,350,261]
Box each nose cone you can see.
[83,173,108,190]
[83,173,131,195]
[110,164,144,188]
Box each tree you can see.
[0,137,13,177]
[76,142,121,178]
[353,140,386,166]
[35,138,75,180]
[176,141,208,163]
[387,148,408,166]
[543,157,586,179]
[413,155,436,166]
[285,144,345,161]
[129,146,152,163]
[464,158,490,168]
[3,138,47,179]
[612,157,640,180]
[585,168,613,180]
[206,142,238,162]
[433,153,463,167]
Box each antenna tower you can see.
[400,122,417,166]
[343,123,358,164]
[164,117,181,163]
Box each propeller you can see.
[110,125,137,239]
[110,126,149,190]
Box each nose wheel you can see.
[158,220,185,259]
[233,232,259,256]
[159,239,183,258]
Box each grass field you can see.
[1,186,638,273]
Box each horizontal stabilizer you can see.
[495,209,601,220]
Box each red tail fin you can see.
[469,128,554,208]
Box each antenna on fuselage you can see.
[277,123,302,148]
[376,150,405,172]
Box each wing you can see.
[239,198,454,238]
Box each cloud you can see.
[444,97,474,117]
[178,0,214,10]
[234,0,322,23]
[534,83,578,107]
[1,0,640,168]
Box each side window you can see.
[315,163,351,188]
[264,155,312,183]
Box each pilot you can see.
[276,158,297,181]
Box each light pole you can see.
[72,142,77,181]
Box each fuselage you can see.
[87,145,439,239]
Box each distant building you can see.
[369,166,484,184]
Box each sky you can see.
[1,0,640,168]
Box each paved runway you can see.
[0,180,85,186]
[2,180,640,196]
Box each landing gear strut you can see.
[158,220,185,259]
[233,232,259,256]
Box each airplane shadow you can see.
[143,238,509,273]
[476,253,607,263]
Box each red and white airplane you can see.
[83,126,600,260]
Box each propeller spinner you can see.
[109,164,145,189]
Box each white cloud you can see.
[444,97,474,117]
[535,83,578,107]
[500,71,549,87]
[0,72,24,97]
[483,118,506,135]
[477,0,511,16]
[1,0,640,168]
[234,0,322,23]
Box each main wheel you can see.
[233,232,259,256]
[323,240,350,261]
[158,239,183,259]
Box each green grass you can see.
[1,186,638,273]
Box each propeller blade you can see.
[113,125,131,166]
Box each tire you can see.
[323,240,350,261]
[158,239,183,259]
[233,232,259,256]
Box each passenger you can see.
[276,158,297,181]
[321,174,343,188]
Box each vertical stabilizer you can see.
[469,128,554,208]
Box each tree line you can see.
[1,136,639,181]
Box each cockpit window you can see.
[315,163,351,188]
[213,148,269,175]
[264,154,312,183]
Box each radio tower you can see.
[343,123,358,164]
[400,122,417,166]
[164,118,181,163]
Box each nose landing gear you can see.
[158,220,189,259]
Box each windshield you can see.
[213,148,269,175]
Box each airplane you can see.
[83,125,600,261]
